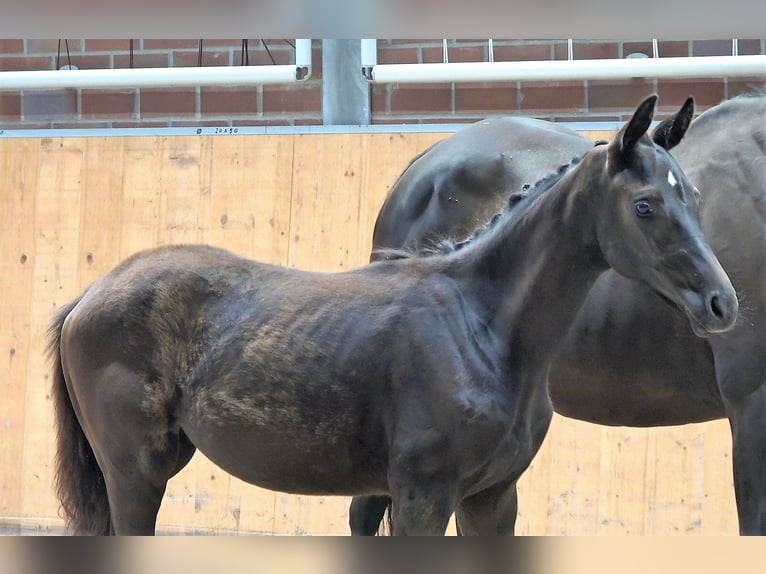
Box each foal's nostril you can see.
[710,295,724,319]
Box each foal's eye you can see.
[634,200,654,218]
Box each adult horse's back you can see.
[355,92,766,535]
[371,116,593,257]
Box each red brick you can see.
[622,41,656,59]
[171,119,231,127]
[0,93,21,119]
[262,83,321,114]
[139,88,197,117]
[66,54,111,70]
[292,117,322,126]
[234,47,294,66]
[447,45,487,63]
[259,39,298,46]
[173,50,232,67]
[0,56,53,71]
[81,90,136,118]
[371,84,389,115]
[114,52,170,69]
[26,39,83,53]
[617,40,691,59]
[22,89,77,119]
[233,118,291,127]
[692,40,733,57]
[455,82,520,113]
[387,39,443,47]
[200,87,259,115]
[657,41,690,58]
[142,39,202,50]
[0,39,24,52]
[376,47,420,65]
[309,44,324,78]
[555,42,619,60]
[552,114,621,124]
[735,40,764,55]
[389,83,452,114]
[657,79,725,109]
[0,120,49,129]
[588,80,656,111]
[519,82,585,113]
[84,39,133,52]
[493,43,553,62]
[727,79,766,98]
[423,45,485,64]
[112,120,169,128]
[52,121,110,129]
[201,39,243,48]
[427,116,482,125]
[371,116,417,125]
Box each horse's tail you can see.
[47,295,111,535]
[382,499,393,535]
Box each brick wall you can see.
[1,39,764,129]
[371,39,766,124]
[0,39,323,129]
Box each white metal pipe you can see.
[0,39,314,91]
[294,39,313,69]
[367,54,766,83]
[361,39,378,67]
[0,66,302,91]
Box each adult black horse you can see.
[49,96,736,535]
[351,92,765,535]
[370,115,593,253]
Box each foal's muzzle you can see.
[686,285,738,337]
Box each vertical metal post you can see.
[322,39,370,125]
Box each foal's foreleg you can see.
[455,478,519,535]
[388,482,454,536]
[386,453,457,535]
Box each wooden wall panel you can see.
[0,130,738,535]
[0,139,39,527]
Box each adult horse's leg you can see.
[454,478,519,535]
[348,495,391,535]
[713,329,766,535]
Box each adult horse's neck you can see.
[448,150,610,373]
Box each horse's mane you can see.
[372,155,586,262]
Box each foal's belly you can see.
[180,405,388,495]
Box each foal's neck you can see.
[451,152,610,368]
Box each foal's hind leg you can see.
[71,363,196,534]
[101,429,197,534]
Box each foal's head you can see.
[595,95,737,336]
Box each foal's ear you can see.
[608,94,657,167]
[652,96,694,151]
